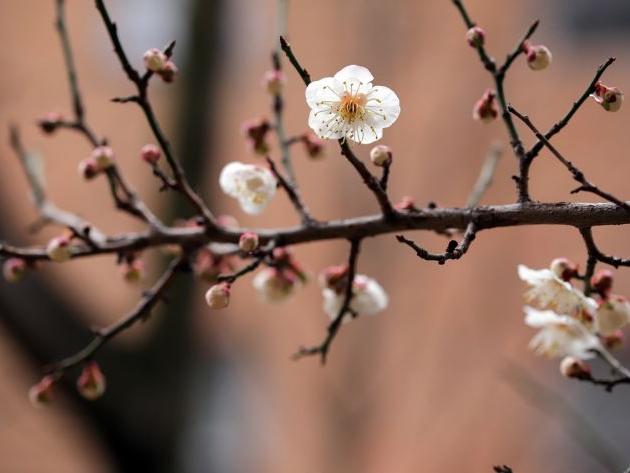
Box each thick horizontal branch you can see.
[4,201,630,262]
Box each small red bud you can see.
[301,132,325,159]
[120,259,144,283]
[472,89,498,123]
[78,158,101,180]
[591,269,614,296]
[29,375,56,407]
[158,61,178,83]
[524,42,552,71]
[3,258,26,283]
[77,361,106,400]
[262,69,286,95]
[592,82,623,112]
[559,356,591,379]
[38,112,64,134]
[140,144,161,165]
[549,257,578,282]
[239,232,259,253]
[466,26,485,48]
[395,196,418,211]
[91,146,114,169]
[602,329,624,350]
[242,118,271,155]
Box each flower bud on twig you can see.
[205,282,231,309]
[77,361,106,400]
[369,145,392,167]
[140,144,161,165]
[473,89,498,123]
[559,356,591,379]
[466,26,485,48]
[239,232,259,253]
[143,48,167,72]
[46,236,72,263]
[591,82,623,112]
[3,257,26,283]
[29,375,55,407]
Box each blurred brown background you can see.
[1,0,630,472]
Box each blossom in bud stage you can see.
[322,273,388,322]
[38,112,64,134]
[369,144,392,167]
[591,82,623,112]
[301,132,325,159]
[217,214,239,230]
[559,356,591,379]
[193,247,234,282]
[219,162,277,215]
[320,264,350,293]
[77,361,106,400]
[524,306,600,359]
[472,89,498,123]
[306,65,400,144]
[395,196,418,211]
[78,158,101,180]
[46,236,72,263]
[253,268,298,303]
[239,232,259,253]
[262,69,286,95]
[143,48,167,72]
[158,61,178,83]
[466,26,485,48]
[602,329,624,350]
[120,259,144,283]
[523,42,552,71]
[205,282,231,309]
[29,375,55,407]
[518,264,597,320]
[3,258,26,283]
[91,146,114,169]
[549,257,578,282]
[242,118,271,155]
[140,144,161,165]
[595,295,630,336]
[591,269,614,296]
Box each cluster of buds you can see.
[369,144,392,167]
[143,48,178,83]
[466,26,485,48]
[140,144,161,165]
[38,112,64,134]
[262,69,286,96]
[78,146,115,181]
[252,247,306,304]
[472,89,498,123]
[242,118,271,155]
[29,362,107,407]
[300,132,324,159]
[591,82,624,112]
[46,234,73,263]
[3,257,27,283]
[523,41,552,71]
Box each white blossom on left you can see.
[219,162,277,215]
[305,65,400,144]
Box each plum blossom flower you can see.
[517,264,597,320]
[305,65,400,144]
[219,162,277,215]
[595,295,630,336]
[321,273,388,322]
[524,307,600,359]
[253,268,299,303]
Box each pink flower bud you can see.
[524,43,552,71]
[301,132,324,159]
[549,257,578,282]
[369,145,392,167]
[76,361,106,400]
[38,112,64,134]
[602,329,624,350]
[140,144,161,165]
[242,118,271,155]
[158,61,178,83]
[120,259,144,283]
[91,146,114,169]
[466,26,485,48]
[559,356,591,379]
[78,158,101,180]
[3,258,26,283]
[592,82,623,112]
[472,89,498,123]
[262,69,286,95]
[29,375,55,407]
[205,282,231,309]
[320,264,349,293]
[395,196,418,211]
[239,232,259,253]
[591,269,614,296]
[217,214,239,230]
[46,236,72,263]
[143,48,167,72]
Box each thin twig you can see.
[396,222,477,265]
[266,157,316,225]
[580,227,630,268]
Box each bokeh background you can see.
[1,0,630,471]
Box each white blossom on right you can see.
[219,162,277,215]
[321,273,388,322]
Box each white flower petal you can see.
[305,77,344,109]
[365,86,400,128]
[346,122,382,144]
[308,108,346,140]
[334,65,374,85]
[219,161,277,215]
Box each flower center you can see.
[339,93,366,123]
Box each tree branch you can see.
[396,221,477,265]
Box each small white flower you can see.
[524,307,600,359]
[219,162,277,215]
[322,274,388,322]
[595,295,630,336]
[253,268,298,303]
[305,65,400,144]
[517,264,597,319]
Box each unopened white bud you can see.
[559,356,591,379]
[91,146,114,169]
[239,232,259,253]
[143,48,167,72]
[525,44,552,71]
[369,145,392,167]
[205,283,231,309]
[46,236,72,263]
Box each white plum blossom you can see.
[305,65,400,144]
[219,162,277,215]
[595,295,630,336]
[253,268,298,303]
[322,274,388,322]
[524,307,601,359]
[517,264,597,320]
